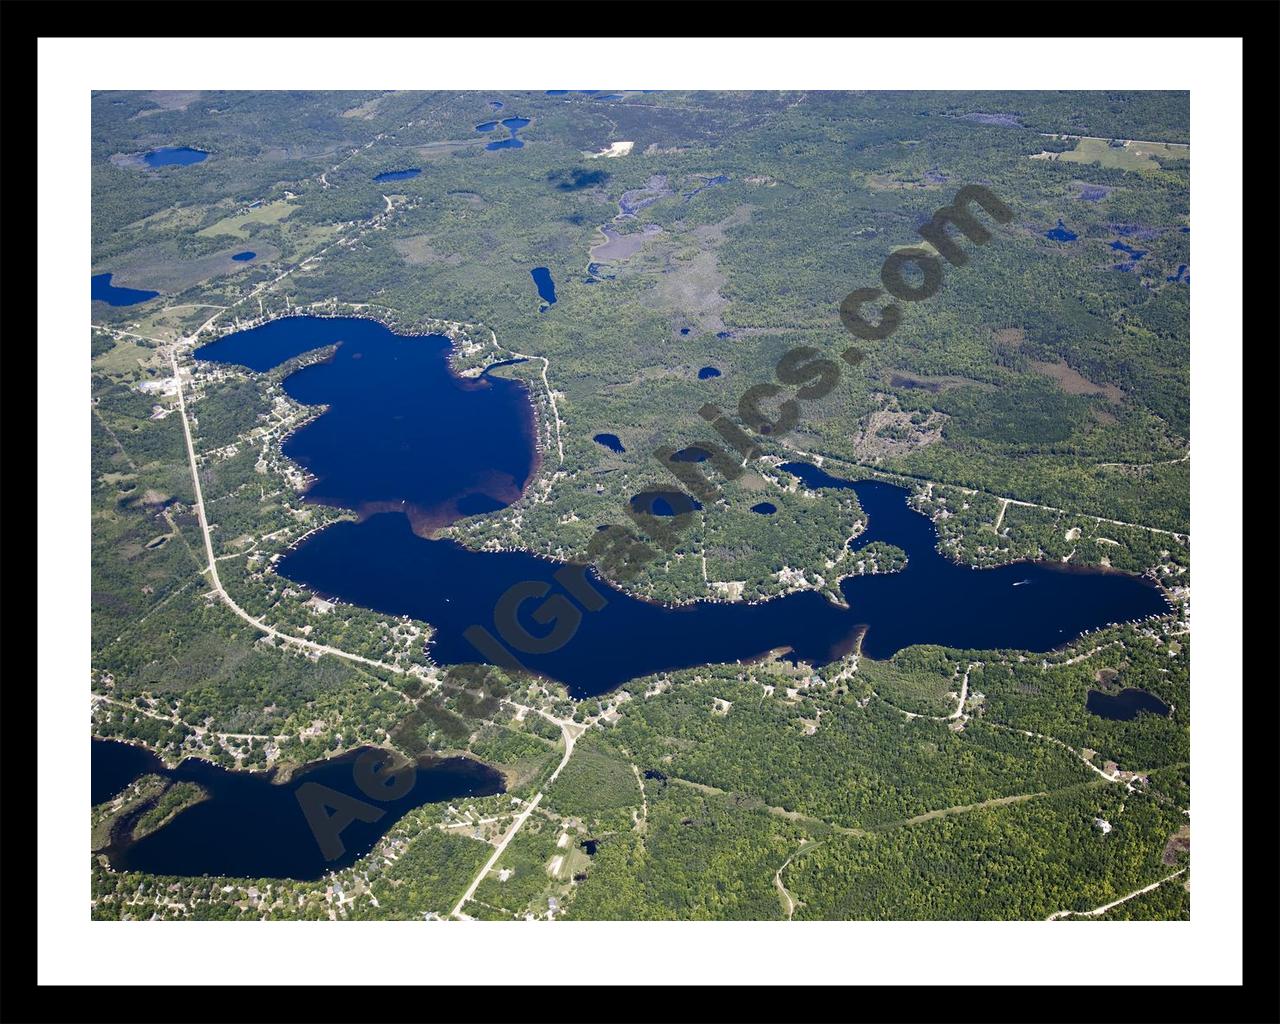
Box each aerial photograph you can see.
[88,89,1191,924]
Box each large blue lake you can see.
[93,739,503,880]
[192,315,1169,698]
[194,317,537,534]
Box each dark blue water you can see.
[546,90,570,95]
[1086,688,1170,721]
[670,446,711,463]
[531,267,557,306]
[143,146,208,168]
[1045,219,1078,242]
[475,121,499,132]
[193,316,536,532]
[486,117,530,150]
[373,168,421,182]
[490,100,504,109]
[1167,264,1189,284]
[92,740,164,804]
[200,316,1170,699]
[751,502,777,515]
[1110,240,1147,260]
[231,251,256,262]
[631,491,704,517]
[594,433,625,454]
[680,328,691,336]
[92,739,503,880]
[277,468,1168,698]
[698,366,722,379]
[92,273,159,306]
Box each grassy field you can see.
[197,198,296,239]
[1051,136,1189,172]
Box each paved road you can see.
[168,346,403,677]
[449,717,582,920]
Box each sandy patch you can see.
[585,141,634,159]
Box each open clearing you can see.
[197,199,296,239]
[1029,359,1124,402]
[1035,137,1189,173]
[393,235,464,266]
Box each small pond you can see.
[373,168,422,182]
[92,273,158,306]
[1085,688,1171,721]
[1045,219,1078,242]
[143,146,208,168]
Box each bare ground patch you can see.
[649,206,752,335]
[341,95,387,119]
[690,203,753,247]
[655,249,728,333]
[852,400,947,459]
[413,139,489,161]
[886,370,985,394]
[446,191,487,210]
[393,235,464,266]
[993,327,1025,349]
[131,91,203,119]
[590,224,662,261]
[864,173,947,192]
[1162,824,1190,866]
[99,244,282,295]
[1030,359,1125,403]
